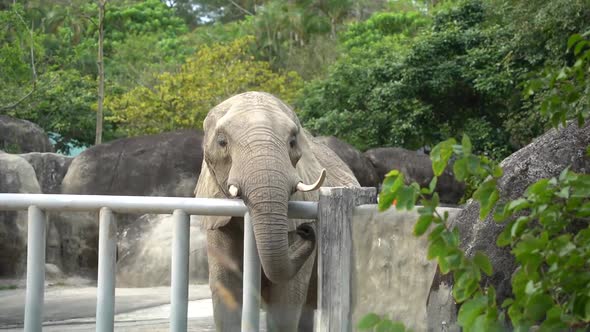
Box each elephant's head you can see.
[195,92,325,283]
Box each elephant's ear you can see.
[194,160,232,230]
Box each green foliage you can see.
[524,33,590,128]
[0,4,42,85]
[298,9,431,151]
[6,69,106,153]
[298,1,517,156]
[0,142,21,154]
[362,29,590,332]
[299,0,590,159]
[378,136,503,316]
[493,168,590,330]
[0,4,46,94]
[106,37,303,136]
[357,313,410,332]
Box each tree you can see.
[298,0,590,160]
[95,0,105,145]
[0,3,43,112]
[361,32,590,331]
[297,9,431,151]
[106,37,303,136]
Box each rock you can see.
[364,147,465,204]
[0,152,42,277]
[20,153,73,194]
[116,214,208,287]
[50,130,204,276]
[45,263,64,280]
[61,130,203,198]
[426,123,590,330]
[0,115,53,153]
[315,136,380,187]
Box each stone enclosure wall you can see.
[351,206,460,332]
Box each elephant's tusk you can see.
[297,169,327,192]
[228,185,239,197]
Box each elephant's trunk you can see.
[239,154,315,284]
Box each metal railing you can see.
[0,193,318,332]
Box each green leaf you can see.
[493,203,509,222]
[458,294,487,327]
[375,319,406,332]
[429,176,438,193]
[396,186,418,211]
[382,170,404,194]
[510,216,530,238]
[414,214,433,236]
[568,34,583,49]
[496,225,512,246]
[471,314,488,331]
[492,165,503,178]
[473,252,493,276]
[453,158,468,181]
[378,191,396,211]
[428,224,446,241]
[427,238,446,260]
[462,135,472,155]
[525,179,550,197]
[466,155,481,175]
[507,198,530,212]
[473,179,499,219]
[487,286,496,306]
[431,138,456,176]
[357,313,381,330]
[379,171,405,211]
[524,293,553,321]
[574,40,587,55]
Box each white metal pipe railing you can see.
[96,208,116,332]
[0,193,318,332]
[0,194,318,218]
[24,206,45,332]
[242,212,261,331]
[170,209,190,332]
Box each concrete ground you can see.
[0,283,248,331]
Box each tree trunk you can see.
[95,0,106,145]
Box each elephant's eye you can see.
[217,134,227,148]
[289,135,297,148]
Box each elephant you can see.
[194,91,359,331]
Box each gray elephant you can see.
[195,91,359,331]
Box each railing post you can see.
[96,207,117,332]
[242,212,261,331]
[316,187,376,332]
[24,206,46,332]
[170,209,190,332]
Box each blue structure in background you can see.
[48,133,87,156]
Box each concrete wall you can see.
[351,205,461,331]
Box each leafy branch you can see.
[359,33,590,332]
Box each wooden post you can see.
[316,187,377,332]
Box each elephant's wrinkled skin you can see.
[194,92,359,331]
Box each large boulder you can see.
[364,147,465,204]
[117,214,208,287]
[50,130,204,276]
[315,136,380,187]
[61,130,202,198]
[20,153,73,194]
[0,115,53,153]
[426,123,590,331]
[0,152,42,277]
